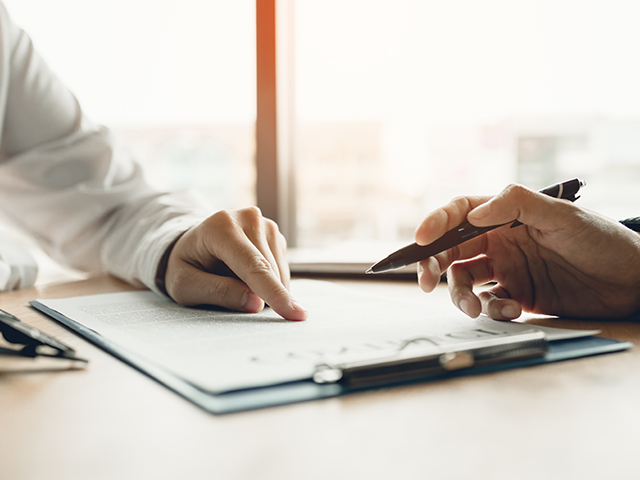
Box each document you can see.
[33,279,598,394]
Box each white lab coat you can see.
[0,2,209,293]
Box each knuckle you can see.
[447,261,475,287]
[502,183,530,199]
[447,261,464,278]
[278,231,288,250]
[245,254,274,277]
[264,217,279,233]
[433,252,449,274]
[234,206,266,233]
[447,196,474,220]
[449,195,472,211]
[239,206,263,222]
[208,209,235,229]
[264,218,286,244]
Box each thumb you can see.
[467,183,578,231]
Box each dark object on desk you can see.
[367,178,586,274]
[313,330,548,388]
[0,309,87,371]
[621,217,640,233]
[290,263,418,281]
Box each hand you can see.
[415,184,640,320]
[161,207,308,321]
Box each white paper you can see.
[35,279,599,393]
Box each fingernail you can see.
[501,304,519,319]
[291,299,306,312]
[469,202,491,221]
[288,300,308,321]
[459,299,470,316]
[416,263,424,280]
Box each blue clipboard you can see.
[30,300,632,415]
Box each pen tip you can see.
[365,267,374,274]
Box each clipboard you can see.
[30,299,632,415]
[0,308,88,372]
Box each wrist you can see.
[154,233,185,297]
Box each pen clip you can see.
[313,329,548,388]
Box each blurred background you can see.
[6,0,640,269]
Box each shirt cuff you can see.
[133,214,205,298]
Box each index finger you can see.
[214,236,308,321]
[467,183,579,230]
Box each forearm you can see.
[0,5,210,292]
[0,127,210,292]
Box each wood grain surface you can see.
[2,275,639,480]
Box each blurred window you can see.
[7,0,640,257]
[293,0,640,252]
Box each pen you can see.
[366,178,586,274]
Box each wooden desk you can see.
[2,275,640,480]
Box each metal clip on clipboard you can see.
[312,329,548,388]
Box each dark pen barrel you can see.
[367,178,586,274]
[369,220,499,273]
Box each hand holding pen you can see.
[372,179,640,320]
[368,178,585,274]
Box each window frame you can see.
[255,0,298,246]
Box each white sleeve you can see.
[0,238,37,290]
[0,3,210,294]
